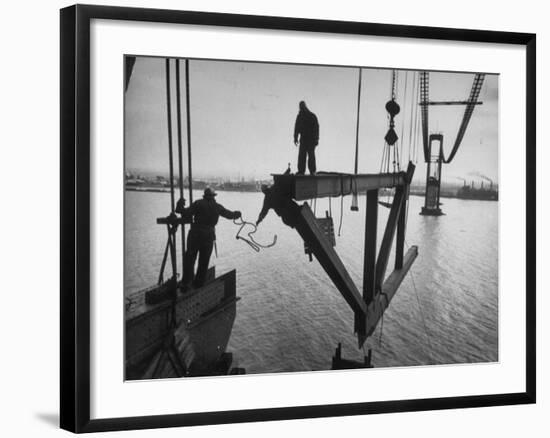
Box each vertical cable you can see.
[175,59,186,276]
[407,72,416,163]
[414,73,421,163]
[351,68,362,211]
[185,59,194,203]
[354,68,362,174]
[165,58,175,212]
[175,60,185,204]
[399,71,408,169]
[165,58,178,288]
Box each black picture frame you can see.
[60,4,536,433]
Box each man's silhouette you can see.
[293,101,319,175]
[176,188,241,288]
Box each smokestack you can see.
[468,171,493,185]
[456,176,467,187]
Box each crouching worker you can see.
[176,187,241,289]
[256,184,301,229]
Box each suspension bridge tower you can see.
[418,71,485,216]
[421,133,444,215]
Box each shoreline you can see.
[126,186,498,201]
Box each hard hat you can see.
[203,187,217,198]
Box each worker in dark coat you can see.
[176,188,241,288]
[294,101,319,175]
[256,184,301,228]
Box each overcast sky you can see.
[125,57,498,184]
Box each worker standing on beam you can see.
[176,188,241,289]
[294,101,320,175]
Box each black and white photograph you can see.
[1,0,544,434]
[124,56,498,380]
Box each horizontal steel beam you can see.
[273,172,406,201]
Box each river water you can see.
[125,189,498,373]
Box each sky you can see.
[125,57,498,184]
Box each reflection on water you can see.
[125,190,498,373]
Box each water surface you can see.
[125,190,498,373]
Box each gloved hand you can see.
[176,197,186,213]
[234,210,242,219]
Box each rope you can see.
[399,71,408,170]
[407,71,416,163]
[165,59,175,213]
[394,139,400,172]
[175,59,186,277]
[354,68,362,175]
[336,175,344,236]
[405,239,434,363]
[379,142,387,173]
[391,70,398,100]
[410,268,434,364]
[380,70,398,174]
[312,172,362,236]
[185,60,194,204]
[378,313,385,346]
[405,186,411,230]
[338,191,344,236]
[234,217,277,252]
[413,72,420,164]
